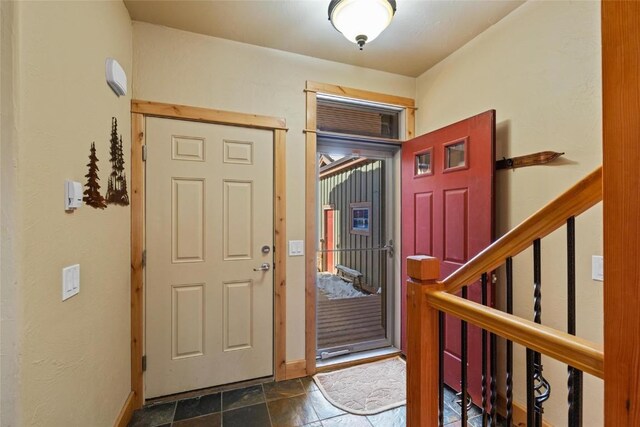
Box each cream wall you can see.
[1,1,19,424]
[415,1,603,425]
[132,22,416,361]
[4,1,133,425]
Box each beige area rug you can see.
[313,357,406,415]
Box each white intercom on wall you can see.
[65,180,83,211]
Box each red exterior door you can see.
[401,110,495,406]
[324,209,335,273]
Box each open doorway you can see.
[315,139,398,360]
[304,81,416,374]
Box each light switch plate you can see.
[62,264,80,301]
[288,240,304,256]
[592,255,604,282]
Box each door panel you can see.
[414,192,433,256]
[401,110,495,407]
[223,280,253,350]
[172,178,205,263]
[172,284,205,359]
[223,180,253,260]
[146,117,274,398]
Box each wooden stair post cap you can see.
[407,256,440,281]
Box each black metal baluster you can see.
[567,217,583,427]
[439,311,445,427]
[461,285,469,425]
[489,330,497,426]
[526,347,536,426]
[532,239,551,427]
[481,274,488,427]
[506,257,514,427]
[533,238,543,427]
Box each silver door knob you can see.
[253,263,271,272]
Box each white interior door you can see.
[145,117,274,398]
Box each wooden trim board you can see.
[130,113,145,409]
[306,81,415,108]
[130,102,288,411]
[285,360,307,380]
[131,100,287,130]
[304,81,415,375]
[113,391,135,427]
[274,128,287,381]
[602,1,640,425]
[315,351,402,374]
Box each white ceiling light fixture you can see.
[328,0,397,50]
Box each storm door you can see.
[315,138,397,359]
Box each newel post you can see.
[406,255,440,427]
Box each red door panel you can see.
[324,209,335,273]
[414,193,433,255]
[401,110,495,407]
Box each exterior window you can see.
[350,202,371,235]
[317,99,400,140]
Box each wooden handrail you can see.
[441,166,602,294]
[426,290,604,379]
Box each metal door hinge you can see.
[142,250,146,268]
[142,145,148,161]
[142,355,147,372]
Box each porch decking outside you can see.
[317,294,385,350]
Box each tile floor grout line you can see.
[170,400,177,426]
[262,382,274,427]
[306,387,322,425]
[298,377,322,426]
[220,390,224,427]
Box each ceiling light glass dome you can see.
[328,0,397,50]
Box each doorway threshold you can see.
[316,346,402,373]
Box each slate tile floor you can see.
[129,377,505,427]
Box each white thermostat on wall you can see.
[65,180,83,211]
[105,58,127,97]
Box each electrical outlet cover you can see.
[592,255,604,282]
[288,240,304,256]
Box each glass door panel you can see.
[315,144,396,359]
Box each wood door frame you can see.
[130,100,288,409]
[304,81,415,375]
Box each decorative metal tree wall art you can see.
[105,117,130,206]
[83,142,107,209]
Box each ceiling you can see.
[124,0,525,77]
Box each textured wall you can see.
[132,22,415,360]
[415,1,603,425]
[1,1,19,423]
[10,2,133,425]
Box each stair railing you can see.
[406,166,603,426]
